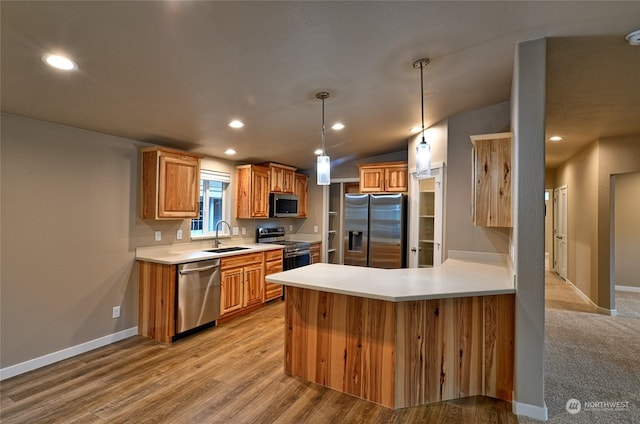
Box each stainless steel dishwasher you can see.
[176,259,221,335]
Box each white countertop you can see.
[265,258,515,302]
[135,243,282,265]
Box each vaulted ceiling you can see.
[2,1,639,170]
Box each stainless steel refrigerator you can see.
[343,193,407,269]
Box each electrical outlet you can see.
[241,227,246,235]
[232,227,239,235]
[112,306,121,319]
[313,225,318,233]
[176,229,183,240]
[154,231,161,241]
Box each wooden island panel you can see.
[285,287,395,407]
[285,286,514,409]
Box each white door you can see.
[554,186,568,280]
[408,163,443,268]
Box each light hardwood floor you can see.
[0,300,517,423]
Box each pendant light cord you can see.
[420,62,425,141]
[321,96,326,155]
[315,91,330,155]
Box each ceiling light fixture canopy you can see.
[315,91,331,186]
[626,29,640,46]
[413,58,431,178]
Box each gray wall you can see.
[445,101,511,257]
[614,172,640,288]
[511,38,547,415]
[555,134,640,308]
[1,114,153,368]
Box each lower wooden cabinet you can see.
[220,252,264,316]
[264,249,284,301]
[138,261,176,344]
[310,241,321,264]
[138,249,284,342]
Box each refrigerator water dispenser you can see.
[348,231,363,252]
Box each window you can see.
[191,169,231,237]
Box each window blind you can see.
[201,169,231,183]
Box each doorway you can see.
[553,185,567,280]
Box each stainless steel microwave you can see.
[269,193,299,217]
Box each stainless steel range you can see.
[256,227,311,270]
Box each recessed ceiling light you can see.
[549,136,563,141]
[331,123,345,130]
[314,149,323,155]
[42,54,78,71]
[224,148,237,155]
[228,120,244,129]
[626,29,640,46]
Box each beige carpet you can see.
[518,272,640,423]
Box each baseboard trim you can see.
[566,279,617,316]
[0,327,138,381]
[616,285,640,293]
[512,400,548,421]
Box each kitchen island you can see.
[266,252,515,409]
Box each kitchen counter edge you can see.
[135,243,283,265]
[266,258,515,302]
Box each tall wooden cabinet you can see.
[140,147,202,220]
[294,173,309,218]
[358,161,408,193]
[470,133,512,227]
[236,165,270,218]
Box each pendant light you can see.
[413,58,431,178]
[315,91,331,185]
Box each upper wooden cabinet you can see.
[140,147,202,220]
[470,132,512,227]
[294,173,309,218]
[359,161,408,193]
[236,165,270,219]
[263,163,296,193]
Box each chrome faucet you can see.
[214,220,232,248]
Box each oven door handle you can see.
[284,250,311,259]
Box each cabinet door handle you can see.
[411,247,417,253]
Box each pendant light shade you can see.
[315,91,331,185]
[413,58,431,179]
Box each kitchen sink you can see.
[203,246,251,254]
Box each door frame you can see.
[553,185,568,280]
[408,162,444,268]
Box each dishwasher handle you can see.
[179,264,218,275]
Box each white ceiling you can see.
[2,1,639,170]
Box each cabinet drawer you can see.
[265,249,283,261]
[265,259,283,275]
[221,252,263,270]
